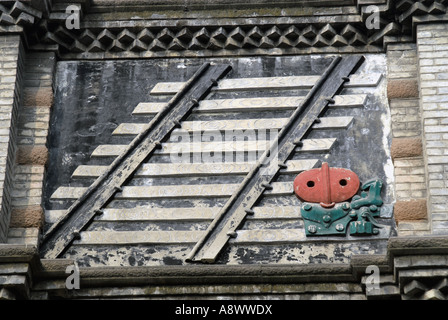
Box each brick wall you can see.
[417,24,448,235]
[7,52,55,245]
[0,35,24,242]
[386,43,429,235]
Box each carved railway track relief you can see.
[43,55,393,265]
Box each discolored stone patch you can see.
[387,79,419,100]
[394,199,427,222]
[10,205,44,228]
[17,145,48,165]
[391,138,423,159]
[23,87,53,107]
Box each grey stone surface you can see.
[0,35,23,243]
[417,24,448,236]
[43,54,394,267]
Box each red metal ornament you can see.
[293,162,360,208]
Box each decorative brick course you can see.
[7,51,55,242]
[10,165,44,208]
[9,205,44,228]
[417,23,448,235]
[0,35,24,242]
[22,87,53,107]
[387,42,429,234]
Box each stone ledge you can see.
[350,254,392,278]
[0,244,37,263]
[36,261,355,287]
[388,236,448,257]
[3,236,448,299]
[90,0,354,11]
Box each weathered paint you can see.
[46,54,394,266]
[294,162,360,207]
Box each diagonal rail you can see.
[40,62,232,259]
[186,55,365,263]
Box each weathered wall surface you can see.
[0,0,448,301]
[44,54,395,267]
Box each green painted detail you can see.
[350,179,383,209]
[302,202,353,236]
[301,179,385,237]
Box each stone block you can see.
[0,288,16,300]
[391,138,423,159]
[16,145,48,166]
[387,79,419,99]
[394,199,428,222]
[9,205,44,228]
[22,87,53,107]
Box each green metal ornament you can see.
[295,163,385,237]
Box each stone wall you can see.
[0,35,24,243]
[7,52,55,245]
[417,23,448,236]
[386,43,429,236]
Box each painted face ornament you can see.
[293,162,384,237]
[293,162,360,208]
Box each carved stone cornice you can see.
[363,236,448,300]
[23,4,393,58]
[1,1,448,58]
[0,0,90,28]
[0,1,42,28]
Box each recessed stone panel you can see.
[45,54,394,266]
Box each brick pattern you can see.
[7,52,55,243]
[387,44,422,138]
[393,158,427,199]
[6,227,39,245]
[389,99,422,138]
[10,165,45,210]
[386,43,429,235]
[0,35,24,242]
[417,24,448,235]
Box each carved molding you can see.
[0,0,448,59]
[362,236,448,300]
[0,1,448,57]
[0,1,42,27]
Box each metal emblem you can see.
[294,162,385,237]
